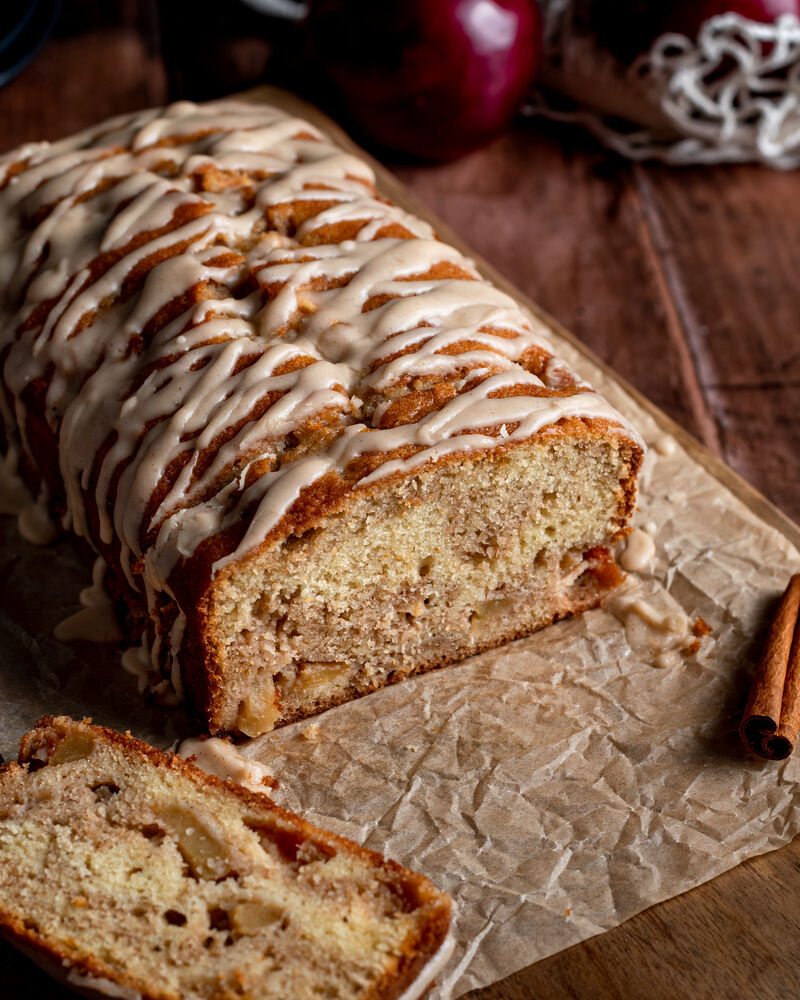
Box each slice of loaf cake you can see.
[0,716,453,1000]
[0,99,643,735]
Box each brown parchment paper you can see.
[1,308,799,998]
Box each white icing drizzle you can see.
[0,99,642,692]
[17,497,58,545]
[652,434,677,456]
[0,445,59,543]
[397,929,456,1000]
[119,635,183,705]
[178,735,274,792]
[620,528,656,573]
[54,556,123,643]
[120,643,152,694]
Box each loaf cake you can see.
[0,715,453,999]
[0,99,643,735]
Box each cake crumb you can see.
[564,908,572,918]
[405,745,419,752]
[72,896,88,907]
[692,616,712,638]
[302,724,319,741]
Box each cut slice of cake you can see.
[0,716,453,1000]
[0,99,643,736]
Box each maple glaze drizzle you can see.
[0,100,641,693]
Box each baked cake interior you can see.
[0,719,449,1000]
[211,429,636,735]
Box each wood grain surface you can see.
[1,3,799,998]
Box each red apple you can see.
[304,0,542,161]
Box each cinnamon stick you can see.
[741,574,800,760]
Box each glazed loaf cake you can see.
[0,99,643,735]
[0,716,453,1000]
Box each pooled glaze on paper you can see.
[620,527,656,573]
[0,451,59,544]
[606,577,696,669]
[120,643,151,694]
[54,556,123,643]
[178,735,274,792]
[652,433,677,456]
[17,501,58,545]
[0,99,642,693]
[0,451,32,518]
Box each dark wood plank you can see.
[0,0,166,149]
[632,164,800,527]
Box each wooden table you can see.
[1,3,799,997]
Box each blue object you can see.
[0,0,60,90]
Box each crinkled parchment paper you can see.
[1,321,799,998]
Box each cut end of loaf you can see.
[0,716,452,1000]
[201,425,640,737]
